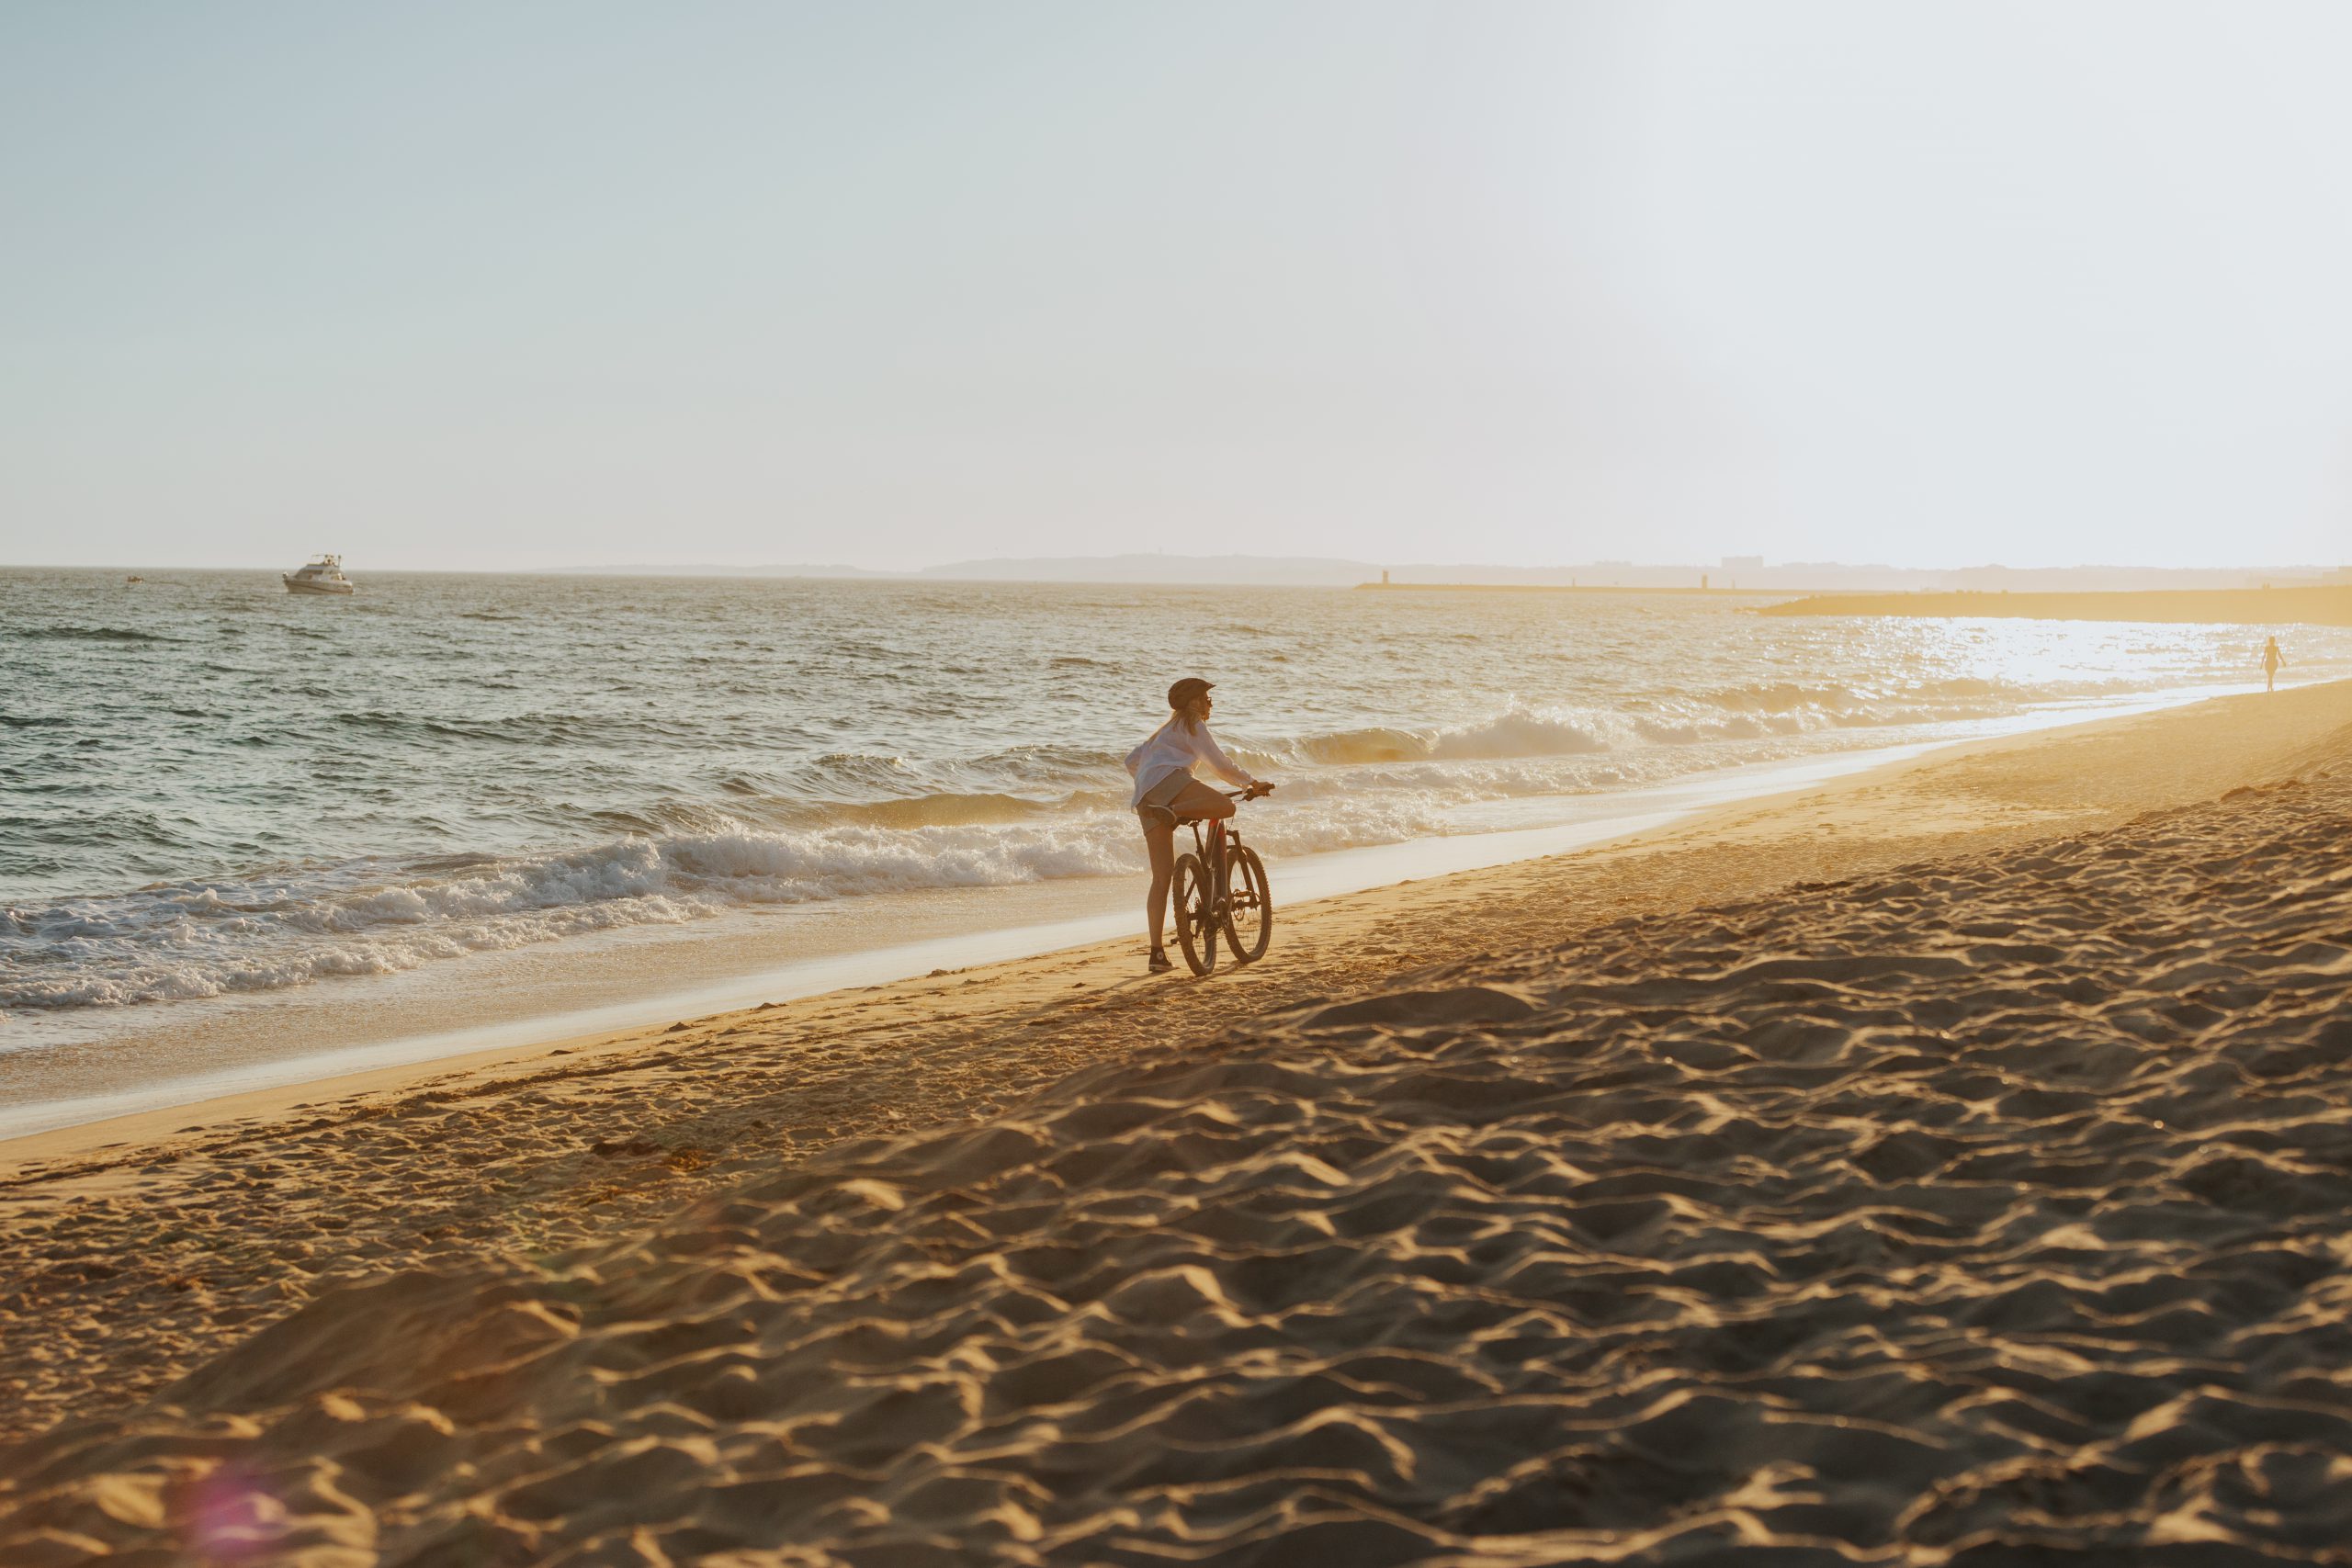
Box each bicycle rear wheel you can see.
[1223,845,1272,963]
[1171,852,1217,976]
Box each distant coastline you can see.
[538,556,2352,592]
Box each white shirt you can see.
[1125,718,1258,807]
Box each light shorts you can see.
[1136,769,1191,830]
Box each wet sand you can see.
[5,681,2351,1563]
[1761,582,2352,626]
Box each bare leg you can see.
[1169,779,1236,822]
[1144,820,1175,951]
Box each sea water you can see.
[6,568,2347,1040]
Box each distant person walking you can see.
[1127,678,1272,973]
[2263,636,2287,692]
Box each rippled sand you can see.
[5,685,2351,1564]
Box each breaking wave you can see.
[1,797,1454,1010]
[1252,711,1612,767]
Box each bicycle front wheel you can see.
[1223,845,1272,963]
[1172,852,1218,976]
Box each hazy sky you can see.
[6,2,2351,571]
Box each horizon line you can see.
[10,554,2352,578]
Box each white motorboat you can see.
[282,554,355,595]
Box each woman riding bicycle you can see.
[1126,677,1272,973]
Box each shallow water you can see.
[6,568,2346,1028]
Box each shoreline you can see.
[1352,581,1793,594]
[0,684,2287,1151]
[1760,581,2352,624]
[4,679,2343,1185]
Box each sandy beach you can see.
[1758,584,2352,626]
[6,680,2352,1563]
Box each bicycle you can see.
[1170,785,1274,976]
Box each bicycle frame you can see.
[1186,818,1224,918]
[1182,792,1250,918]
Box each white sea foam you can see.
[0,779,1591,1009]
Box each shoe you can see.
[1148,949,1173,973]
